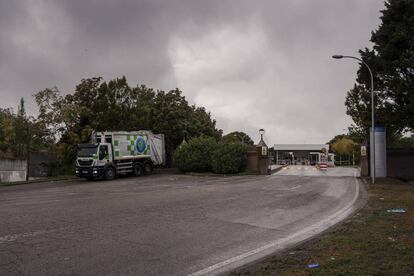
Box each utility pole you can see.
[26,125,31,181]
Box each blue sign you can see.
[135,136,148,154]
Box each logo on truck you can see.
[135,135,148,154]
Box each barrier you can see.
[0,159,27,182]
[319,163,327,171]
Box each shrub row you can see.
[173,137,248,174]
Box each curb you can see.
[183,172,258,177]
[0,177,77,187]
[269,165,288,175]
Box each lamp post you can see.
[259,128,265,142]
[257,128,269,174]
[240,134,247,147]
[332,54,375,184]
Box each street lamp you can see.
[259,129,265,142]
[332,54,375,184]
[240,133,247,147]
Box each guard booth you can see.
[274,144,335,166]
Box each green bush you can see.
[173,136,217,172]
[211,142,247,174]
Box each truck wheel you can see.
[143,162,153,175]
[104,167,116,180]
[133,164,143,177]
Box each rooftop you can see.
[274,144,330,151]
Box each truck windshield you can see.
[77,146,98,157]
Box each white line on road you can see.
[188,178,360,276]
[0,230,54,243]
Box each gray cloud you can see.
[0,0,384,144]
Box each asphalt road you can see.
[0,167,363,276]
[275,165,360,177]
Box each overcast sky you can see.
[0,0,385,144]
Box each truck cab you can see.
[75,143,114,180]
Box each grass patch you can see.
[230,178,414,275]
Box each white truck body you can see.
[92,130,165,165]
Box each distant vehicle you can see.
[75,131,165,180]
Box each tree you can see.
[331,137,357,165]
[33,76,222,166]
[222,131,254,145]
[332,138,355,156]
[17,98,26,118]
[328,133,362,165]
[388,134,414,149]
[0,104,50,159]
[0,108,16,155]
[188,106,222,141]
[345,0,414,141]
[150,89,222,165]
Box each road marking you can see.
[189,178,360,276]
[0,230,53,243]
[289,185,301,190]
[275,185,301,191]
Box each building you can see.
[274,144,335,166]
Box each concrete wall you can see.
[360,154,369,177]
[29,151,57,177]
[245,148,269,175]
[387,149,414,180]
[0,159,27,182]
[246,151,258,173]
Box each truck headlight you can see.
[93,169,98,174]
[75,169,79,174]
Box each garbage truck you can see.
[75,130,165,180]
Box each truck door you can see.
[98,144,111,165]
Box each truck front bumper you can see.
[75,166,105,178]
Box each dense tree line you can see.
[33,76,222,166]
[345,0,414,146]
[1,76,257,173]
[0,99,51,158]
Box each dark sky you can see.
[0,0,385,143]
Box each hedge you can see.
[173,137,248,174]
[211,142,247,174]
[173,137,217,172]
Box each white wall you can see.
[0,159,27,182]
